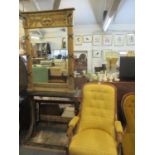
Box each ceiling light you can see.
[119,51,127,55]
[103,0,122,31]
[31,36,40,40]
[103,16,113,31]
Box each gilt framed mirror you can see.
[21,8,75,93]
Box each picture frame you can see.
[83,35,92,43]
[74,51,88,74]
[93,35,102,46]
[114,34,125,46]
[93,50,102,58]
[74,35,83,45]
[126,33,135,45]
[103,34,112,46]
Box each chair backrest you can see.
[78,83,117,137]
[122,93,135,133]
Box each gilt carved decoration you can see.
[22,9,74,29]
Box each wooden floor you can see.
[19,146,66,155]
[30,130,68,146]
[20,122,68,155]
[30,122,68,146]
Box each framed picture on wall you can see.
[114,34,125,46]
[74,51,88,74]
[103,35,113,46]
[83,35,92,43]
[93,35,102,46]
[93,50,102,58]
[126,33,135,45]
[74,35,83,45]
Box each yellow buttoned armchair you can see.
[67,83,123,155]
[121,93,135,155]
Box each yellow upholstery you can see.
[69,129,117,155]
[122,93,135,133]
[68,83,122,155]
[122,93,135,155]
[69,116,79,128]
[115,120,123,133]
[78,84,116,136]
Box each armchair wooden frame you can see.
[67,83,123,155]
[121,92,135,129]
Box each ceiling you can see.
[113,0,135,24]
[19,0,135,31]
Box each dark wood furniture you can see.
[30,91,79,123]
[23,91,79,152]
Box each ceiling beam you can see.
[89,0,107,28]
[53,0,61,10]
[103,0,123,31]
[32,0,41,11]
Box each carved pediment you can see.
[22,9,74,29]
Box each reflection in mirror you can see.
[29,27,68,84]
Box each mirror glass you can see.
[29,27,68,84]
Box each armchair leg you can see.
[66,147,69,155]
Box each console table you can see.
[22,90,79,151]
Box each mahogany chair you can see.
[121,92,135,155]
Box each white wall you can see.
[31,29,67,50]
[74,24,135,72]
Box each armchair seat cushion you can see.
[69,129,117,155]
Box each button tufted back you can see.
[122,93,135,133]
[78,83,116,137]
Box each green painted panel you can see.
[32,66,48,83]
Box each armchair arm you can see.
[67,116,79,139]
[115,121,123,133]
[69,116,79,127]
[115,121,123,144]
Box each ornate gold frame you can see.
[21,8,75,93]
